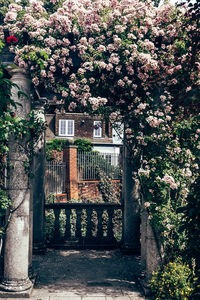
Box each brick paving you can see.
[4,249,147,300]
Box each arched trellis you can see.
[0,64,160,297]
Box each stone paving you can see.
[4,249,147,300]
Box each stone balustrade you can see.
[45,202,123,249]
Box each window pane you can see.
[67,120,74,136]
[59,120,66,135]
[112,122,123,144]
[94,121,102,137]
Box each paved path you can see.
[5,249,147,300]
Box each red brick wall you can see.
[55,181,121,202]
[78,181,102,201]
[77,180,121,201]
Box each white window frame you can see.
[58,119,74,137]
[112,122,124,144]
[93,121,102,138]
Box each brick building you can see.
[44,102,123,202]
[45,109,123,155]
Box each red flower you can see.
[7,36,18,45]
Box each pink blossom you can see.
[4,11,17,22]
[44,37,57,48]
[9,3,23,12]
[68,102,77,111]
[161,174,178,189]
[32,77,39,86]
[40,70,47,77]
[62,91,68,97]
[109,53,120,65]
[144,202,150,208]
[63,38,70,46]
[97,45,106,52]
[186,86,192,92]
[117,79,125,87]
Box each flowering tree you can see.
[1,0,200,267]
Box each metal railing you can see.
[77,152,121,181]
[45,161,66,196]
[45,202,123,249]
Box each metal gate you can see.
[45,161,66,196]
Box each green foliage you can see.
[46,138,70,152]
[139,115,200,259]
[150,259,196,299]
[46,138,71,161]
[0,51,46,237]
[74,138,93,152]
[0,189,11,212]
[42,0,65,14]
[46,138,93,161]
[184,177,200,293]
[21,50,49,71]
[97,168,120,203]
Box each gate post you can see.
[121,146,140,254]
[0,68,33,295]
[141,205,163,282]
[32,99,46,254]
[63,145,78,200]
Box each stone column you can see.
[141,207,162,282]
[32,99,46,254]
[63,145,78,200]
[0,68,33,294]
[121,146,140,254]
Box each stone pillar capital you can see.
[7,66,30,80]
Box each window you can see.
[112,122,124,144]
[93,121,102,137]
[59,119,74,136]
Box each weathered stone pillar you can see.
[63,145,78,200]
[141,206,162,282]
[32,99,46,254]
[0,68,33,294]
[121,146,140,254]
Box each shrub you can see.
[74,138,93,152]
[45,209,67,242]
[149,259,196,299]
[185,177,200,273]
[97,168,120,203]
[46,139,71,161]
[46,138,93,161]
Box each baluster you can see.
[97,208,104,239]
[53,208,61,242]
[64,208,71,239]
[107,208,115,240]
[86,209,93,238]
[76,209,82,239]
